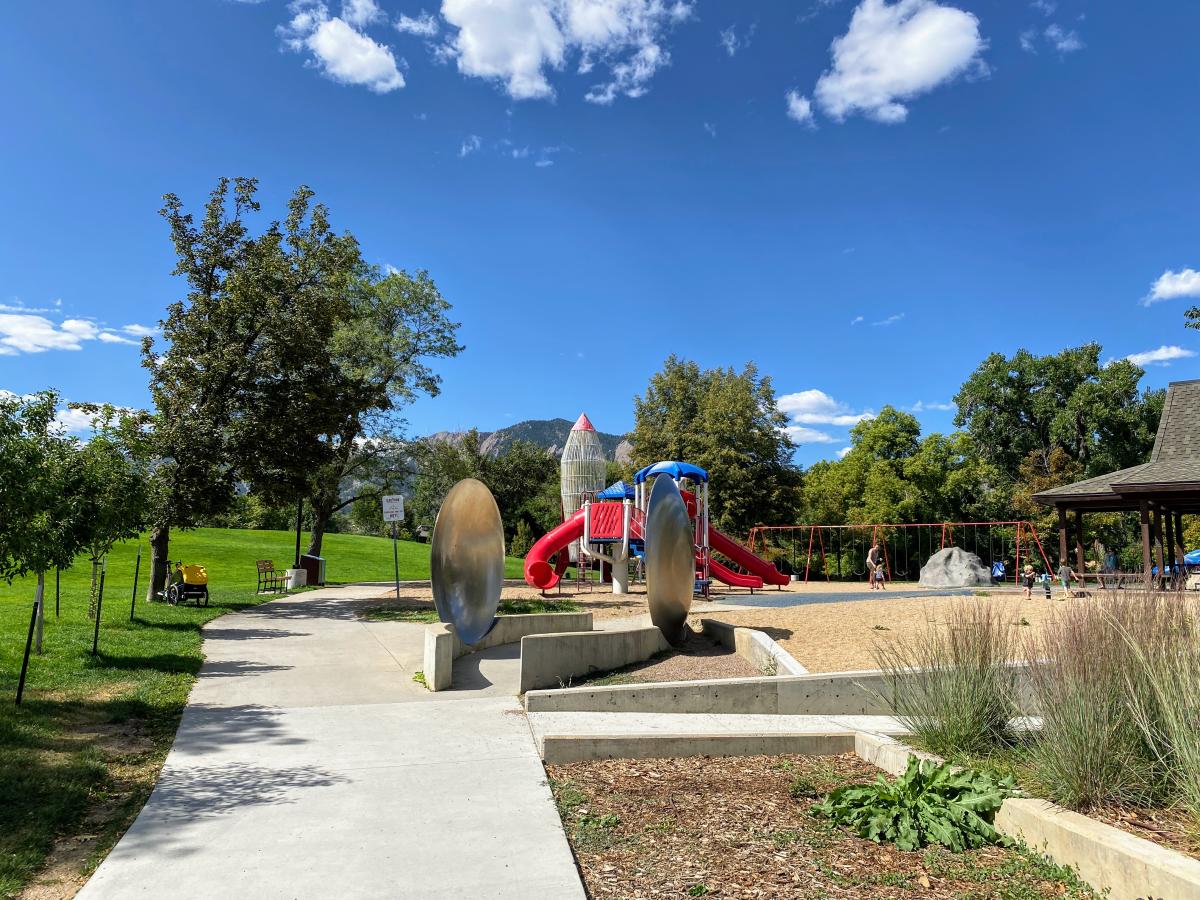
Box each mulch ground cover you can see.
[571,630,760,687]
[546,753,1096,899]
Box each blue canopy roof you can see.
[1186,549,1200,566]
[633,461,709,484]
[596,480,635,500]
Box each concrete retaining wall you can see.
[518,627,670,693]
[423,612,594,692]
[854,732,1200,900]
[524,669,893,714]
[700,618,808,675]
[541,732,855,765]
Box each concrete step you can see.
[528,711,905,763]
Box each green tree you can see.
[74,406,152,618]
[1187,306,1198,330]
[632,356,801,537]
[299,268,462,556]
[0,392,90,651]
[954,345,1162,483]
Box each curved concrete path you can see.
[78,587,584,900]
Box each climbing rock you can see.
[919,547,994,587]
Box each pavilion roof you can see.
[1034,379,1200,506]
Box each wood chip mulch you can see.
[1088,803,1200,860]
[546,754,1095,899]
[571,630,761,686]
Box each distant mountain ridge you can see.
[425,417,631,462]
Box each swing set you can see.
[746,521,1055,584]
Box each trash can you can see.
[300,554,326,587]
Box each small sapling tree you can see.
[0,392,90,653]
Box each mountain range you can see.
[425,417,632,462]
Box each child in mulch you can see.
[1021,564,1036,599]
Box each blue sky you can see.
[2,0,1198,465]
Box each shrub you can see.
[813,757,1014,851]
[1023,592,1183,810]
[873,603,1020,757]
[509,520,535,560]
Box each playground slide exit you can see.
[708,525,791,587]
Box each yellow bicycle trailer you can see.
[167,561,209,607]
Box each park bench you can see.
[256,560,287,594]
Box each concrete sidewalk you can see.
[78,587,584,900]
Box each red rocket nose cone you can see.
[572,413,596,432]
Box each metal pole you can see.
[92,560,107,656]
[130,544,142,622]
[295,500,303,569]
[16,596,39,705]
[55,568,60,618]
[392,522,400,601]
[34,571,45,654]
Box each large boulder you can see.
[919,547,993,587]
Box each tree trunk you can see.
[34,571,45,655]
[88,557,100,619]
[306,502,332,558]
[147,524,170,602]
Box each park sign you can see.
[382,494,405,523]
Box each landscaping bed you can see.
[570,630,760,687]
[546,753,1094,899]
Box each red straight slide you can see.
[708,525,790,587]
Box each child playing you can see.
[1021,564,1036,599]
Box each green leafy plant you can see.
[813,757,1014,852]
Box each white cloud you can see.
[53,407,97,434]
[1044,23,1082,53]
[719,22,754,56]
[782,425,837,444]
[703,121,717,137]
[909,400,955,412]
[873,312,905,326]
[121,323,158,337]
[1019,28,1038,53]
[0,314,142,354]
[1144,268,1200,305]
[813,0,987,124]
[535,158,555,167]
[459,134,482,157]
[850,315,864,325]
[280,2,406,93]
[1030,0,1056,15]
[342,0,383,27]
[437,0,691,103]
[785,89,814,125]
[395,10,440,35]
[837,445,853,459]
[778,389,874,426]
[1125,345,1197,368]
[0,301,54,313]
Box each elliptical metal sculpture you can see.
[430,478,505,645]
[644,474,695,643]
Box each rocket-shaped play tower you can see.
[560,413,607,559]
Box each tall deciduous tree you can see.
[631,356,801,537]
[298,268,462,556]
[953,345,1162,484]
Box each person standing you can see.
[1057,560,1079,598]
[867,541,883,590]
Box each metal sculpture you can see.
[644,475,695,642]
[430,478,505,645]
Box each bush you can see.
[874,603,1020,757]
[813,756,1014,851]
[508,520,535,560]
[1023,593,1183,810]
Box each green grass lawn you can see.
[0,526,525,897]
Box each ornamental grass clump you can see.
[873,603,1020,758]
[1023,592,1185,811]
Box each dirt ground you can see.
[546,753,1093,899]
[707,592,1064,672]
[572,629,761,686]
[375,579,657,621]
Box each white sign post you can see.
[382,496,405,599]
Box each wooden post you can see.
[1057,506,1069,565]
[1075,509,1085,574]
[1164,508,1176,583]
[1140,501,1152,579]
[1151,503,1165,586]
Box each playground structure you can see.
[524,423,788,595]
[746,521,1055,584]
